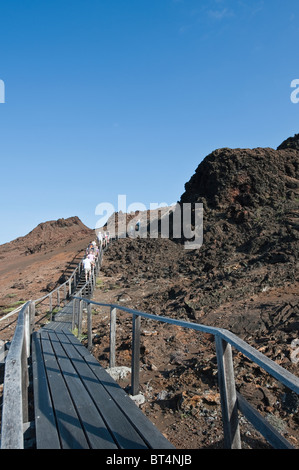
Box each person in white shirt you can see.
[87,251,95,268]
[83,256,92,281]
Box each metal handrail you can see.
[72,296,299,450]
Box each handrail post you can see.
[215,334,241,449]
[78,300,83,337]
[74,269,77,289]
[29,301,35,337]
[109,307,116,368]
[87,303,92,352]
[21,336,29,424]
[72,298,76,330]
[92,272,94,293]
[49,293,52,319]
[131,314,141,396]
[24,304,31,358]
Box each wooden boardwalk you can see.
[32,305,174,449]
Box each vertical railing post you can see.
[57,288,60,308]
[72,298,76,330]
[131,314,141,396]
[22,305,30,426]
[29,301,35,337]
[74,269,77,289]
[109,307,116,368]
[49,293,52,319]
[87,303,92,352]
[21,337,29,424]
[215,334,241,449]
[78,300,83,338]
[91,268,94,294]
[24,304,31,358]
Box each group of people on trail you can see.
[97,230,110,248]
[82,241,99,282]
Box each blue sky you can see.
[0,0,298,244]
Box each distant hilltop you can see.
[177,132,298,271]
[0,216,94,256]
[277,133,299,150]
[181,133,299,211]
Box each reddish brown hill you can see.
[1,216,93,256]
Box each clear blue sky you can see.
[0,0,298,244]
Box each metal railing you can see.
[71,296,299,450]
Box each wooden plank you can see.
[40,330,89,449]
[48,331,118,449]
[61,329,174,449]
[43,321,72,332]
[31,332,61,449]
[55,330,149,449]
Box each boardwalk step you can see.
[32,323,174,449]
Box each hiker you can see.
[87,250,95,268]
[97,232,103,247]
[83,255,92,281]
